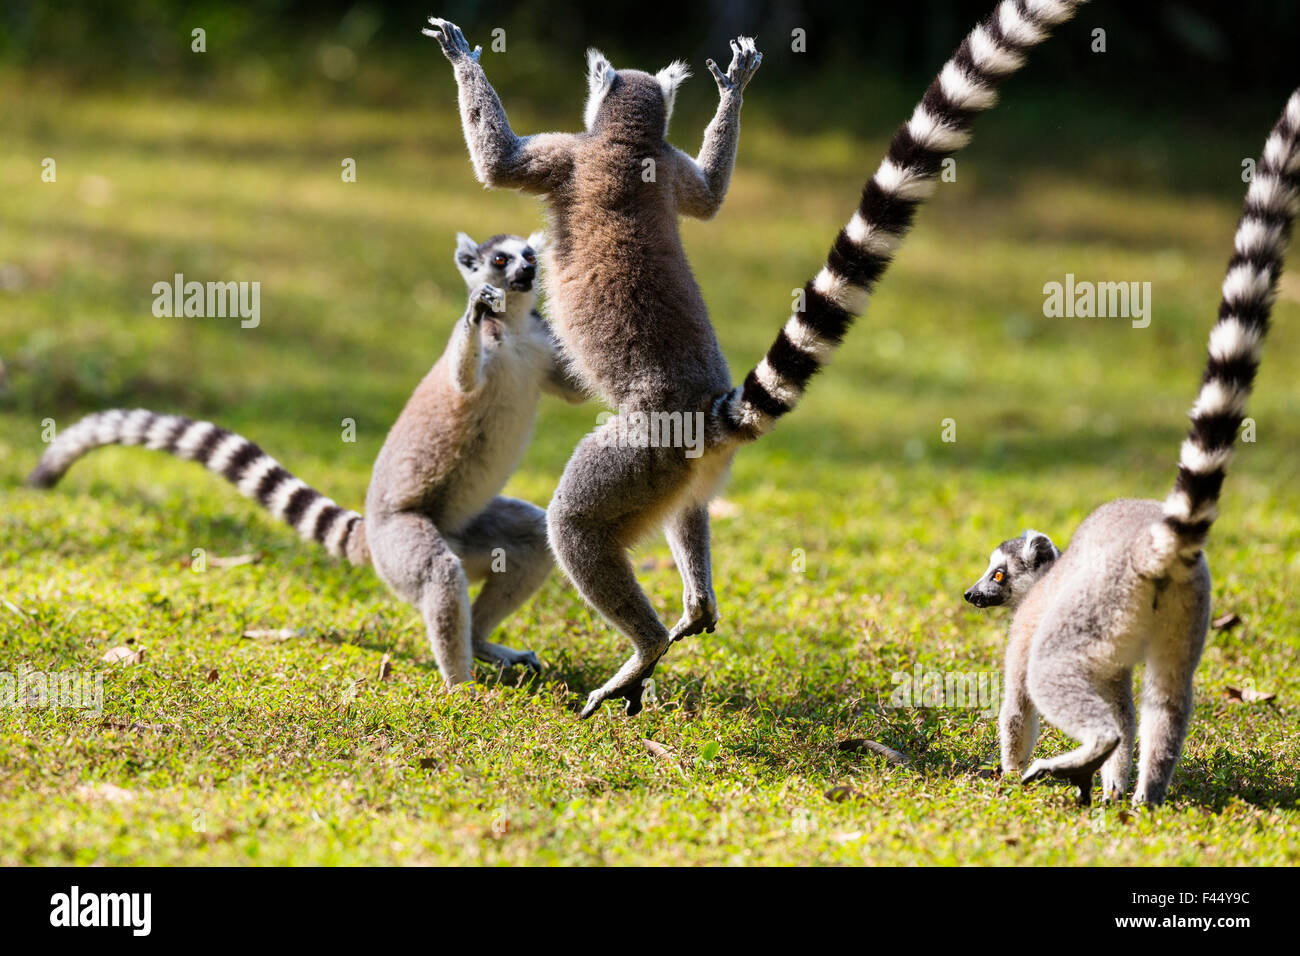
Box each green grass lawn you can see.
[1,59,1298,865]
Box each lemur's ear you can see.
[584,48,616,130]
[526,230,547,254]
[655,60,691,129]
[1022,530,1059,567]
[454,232,479,270]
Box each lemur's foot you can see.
[706,36,762,95]
[474,642,542,674]
[668,608,718,643]
[579,644,669,719]
[1022,757,1102,807]
[422,18,482,63]
[1100,777,1127,804]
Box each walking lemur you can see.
[964,89,1300,806]
[29,232,587,683]
[425,0,1089,717]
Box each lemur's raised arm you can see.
[425,19,575,194]
[446,283,505,393]
[671,38,762,219]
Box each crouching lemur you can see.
[30,232,587,683]
[965,88,1300,806]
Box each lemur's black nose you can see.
[509,265,536,291]
[963,589,976,605]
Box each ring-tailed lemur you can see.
[964,89,1300,806]
[29,232,588,684]
[425,0,1087,717]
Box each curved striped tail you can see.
[720,0,1088,439]
[1146,89,1300,572]
[27,409,370,566]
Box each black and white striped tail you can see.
[1149,90,1300,570]
[27,409,368,564]
[719,0,1088,439]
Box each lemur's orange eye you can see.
[493,255,507,267]
[524,253,536,263]
[994,570,1005,583]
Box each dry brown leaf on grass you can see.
[205,668,219,683]
[1224,685,1277,704]
[837,738,910,765]
[74,782,136,804]
[641,739,688,778]
[824,784,864,803]
[1212,613,1242,631]
[101,645,146,665]
[378,653,393,682]
[641,739,675,762]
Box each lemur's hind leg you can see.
[1100,670,1136,802]
[1133,615,1206,806]
[549,428,692,718]
[665,502,719,642]
[1024,649,1124,806]
[451,496,552,673]
[367,511,473,685]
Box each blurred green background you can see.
[0,2,1297,864]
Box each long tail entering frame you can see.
[28,408,369,564]
[720,0,1090,439]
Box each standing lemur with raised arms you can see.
[29,232,587,684]
[964,89,1300,807]
[426,0,1089,717]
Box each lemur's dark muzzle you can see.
[509,266,536,291]
[963,588,986,607]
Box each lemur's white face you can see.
[963,530,1060,610]
[454,232,545,299]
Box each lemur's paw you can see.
[579,683,645,719]
[668,609,718,643]
[474,643,541,674]
[502,649,542,674]
[470,283,506,320]
[1100,780,1126,804]
[578,648,667,719]
[1022,759,1095,806]
[1020,759,1052,786]
[706,36,762,95]
[422,18,482,63]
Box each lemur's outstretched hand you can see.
[423,17,482,64]
[469,283,506,322]
[705,37,761,96]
